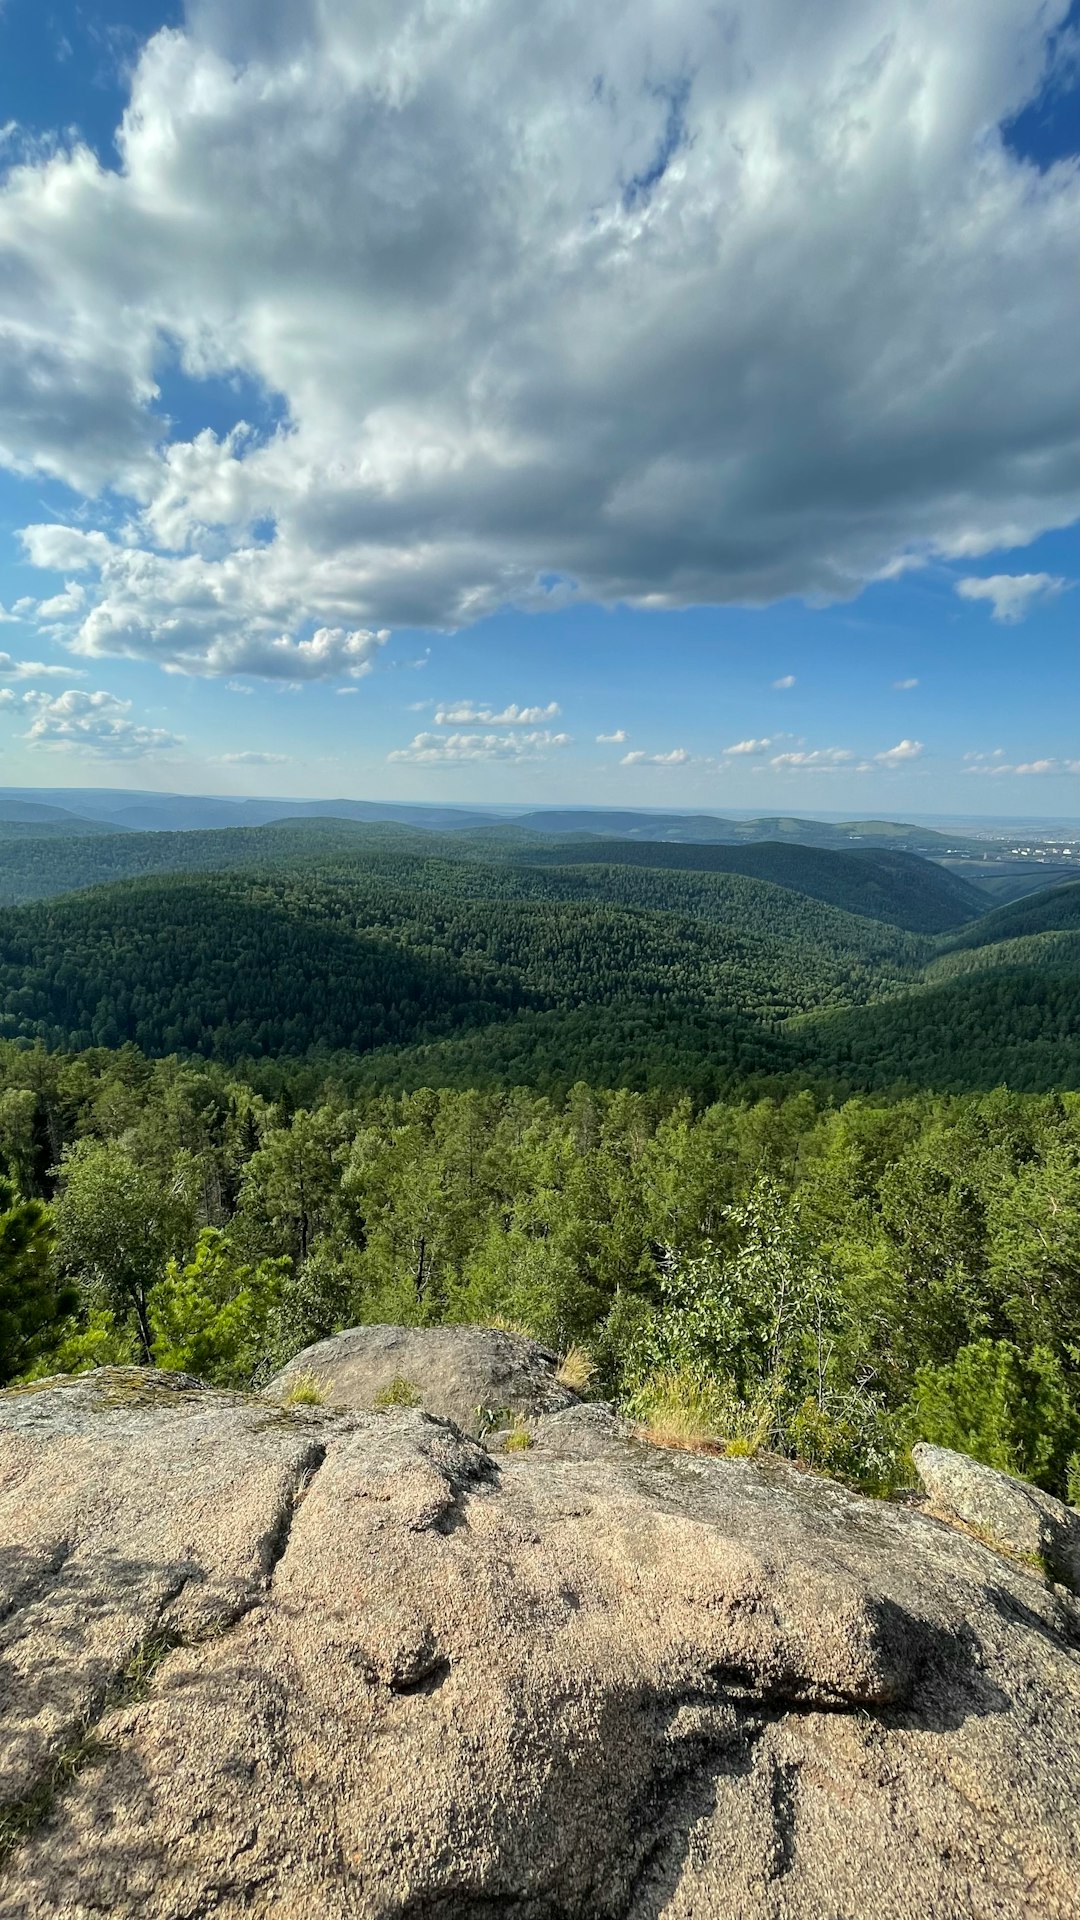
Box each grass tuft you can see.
[282,1369,331,1407]
[373,1375,423,1410]
[556,1344,596,1394]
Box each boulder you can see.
[912,1440,1080,1592]
[0,1368,1078,1919]
[263,1322,580,1435]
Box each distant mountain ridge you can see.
[0,787,988,851]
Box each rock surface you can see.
[0,1369,1078,1919]
[264,1322,579,1435]
[912,1440,1080,1593]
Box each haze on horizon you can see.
[0,0,1078,813]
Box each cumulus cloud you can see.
[955,573,1071,622]
[875,738,924,765]
[893,677,920,690]
[434,701,561,725]
[19,523,388,679]
[18,688,183,758]
[620,747,690,766]
[771,677,797,691]
[0,0,1077,675]
[388,728,571,763]
[596,729,628,743]
[725,737,773,755]
[0,652,80,679]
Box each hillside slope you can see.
[514,838,986,932]
[0,859,923,1064]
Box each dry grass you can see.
[282,1369,331,1408]
[630,1370,777,1459]
[503,1424,535,1452]
[556,1344,596,1394]
[373,1375,422,1410]
[630,1370,724,1454]
[483,1314,537,1340]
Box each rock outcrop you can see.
[1,1368,1079,1919]
[264,1322,580,1435]
[912,1439,1080,1592]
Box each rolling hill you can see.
[0,855,924,1066]
[0,815,986,934]
[511,837,987,932]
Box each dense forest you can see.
[0,1041,1077,1503]
[2,826,1080,1502]
[3,836,1080,1093]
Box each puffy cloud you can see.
[875,738,924,764]
[18,524,387,679]
[725,737,773,755]
[388,728,571,763]
[19,688,183,758]
[0,0,1076,674]
[36,582,86,621]
[771,676,797,691]
[0,652,80,679]
[434,701,561,725]
[596,729,628,743]
[620,747,690,766]
[893,677,919,690]
[955,572,1070,622]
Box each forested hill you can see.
[512,838,986,932]
[939,877,1080,953]
[3,833,1080,1095]
[0,859,924,1069]
[0,814,987,935]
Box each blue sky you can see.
[0,0,1078,813]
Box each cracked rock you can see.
[1,1367,1079,1918]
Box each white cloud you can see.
[18,525,389,680]
[225,679,253,695]
[218,750,290,765]
[389,728,571,763]
[875,738,924,765]
[620,747,690,766]
[893,677,919,690]
[955,573,1070,622]
[725,737,773,755]
[772,676,797,691]
[965,755,1073,777]
[596,729,628,743]
[0,651,80,680]
[769,746,855,770]
[0,605,21,625]
[0,1,1076,672]
[19,688,183,759]
[36,581,86,621]
[434,701,561,725]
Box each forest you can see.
[2,828,1080,1503]
[1,1041,1078,1503]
